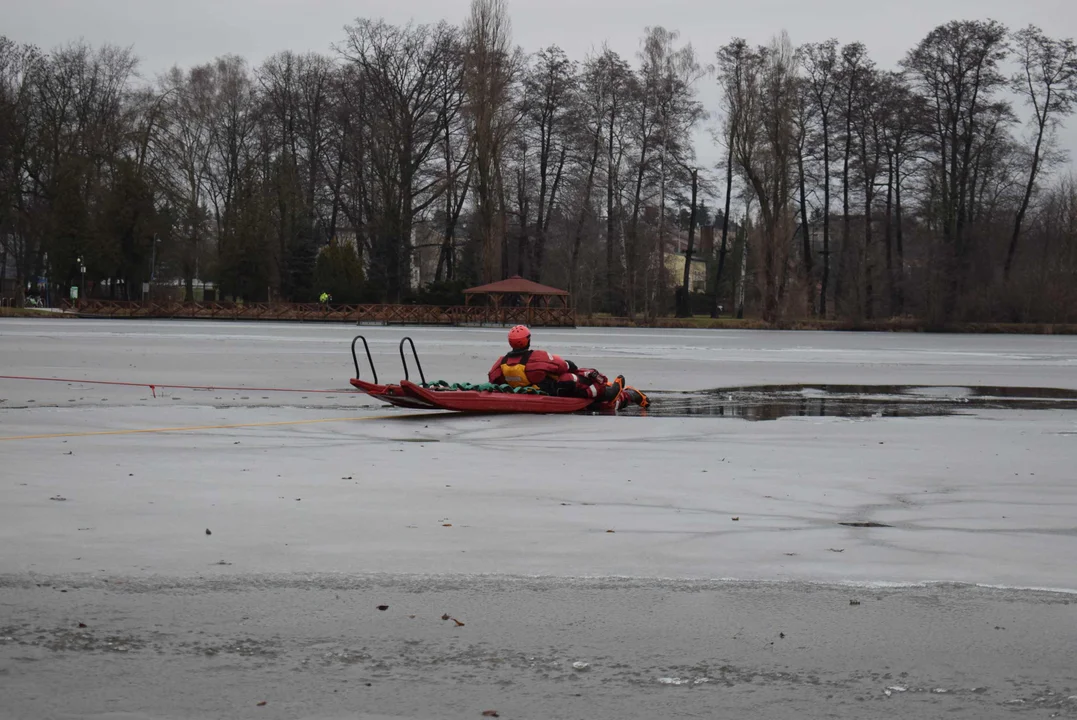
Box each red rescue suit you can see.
[488,349,610,401]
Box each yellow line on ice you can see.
[0,412,423,441]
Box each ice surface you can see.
[4,319,1077,720]
[2,318,1076,400]
[2,319,1077,591]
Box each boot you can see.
[598,380,621,403]
[622,386,649,408]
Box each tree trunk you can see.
[895,157,905,314]
[605,99,618,314]
[763,227,777,323]
[884,152,895,315]
[435,128,455,283]
[677,168,698,317]
[712,147,734,318]
[736,228,748,319]
[864,189,874,320]
[656,141,668,317]
[861,128,875,320]
[626,107,651,317]
[1006,110,1049,279]
[837,107,852,313]
[533,145,566,281]
[532,111,550,282]
[327,121,347,245]
[478,146,499,283]
[820,112,831,317]
[437,166,471,283]
[496,160,509,281]
[355,94,367,269]
[797,140,812,314]
[515,164,528,277]
[570,133,601,296]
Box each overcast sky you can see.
[6,0,1077,173]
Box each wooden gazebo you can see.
[462,276,574,326]
[463,276,571,309]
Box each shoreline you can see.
[4,308,1076,334]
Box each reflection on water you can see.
[606,384,1077,421]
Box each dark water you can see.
[613,384,1077,421]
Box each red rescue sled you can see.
[348,377,439,409]
[349,335,595,414]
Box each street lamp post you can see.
[148,234,160,302]
[77,256,86,308]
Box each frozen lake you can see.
[2,319,1077,719]
[3,319,1077,396]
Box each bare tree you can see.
[1006,25,1077,278]
[878,72,922,314]
[156,63,218,298]
[727,33,798,322]
[0,38,43,304]
[333,64,370,269]
[903,19,1010,320]
[204,56,266,300]
[834,42,870,311]
[712,39,752,318]
[581,47,632,312]
[637,27,706,316]
[433,50,472,282]
[850,67,888,318]
[520,45,576,281]
[340,19,463,301]
[800,39,839,315]
[256,51,336,298]
[566,87,603,297]
[791,71,818,314]
[462,0,521,283]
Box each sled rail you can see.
[398,336,427,386]
[351,335,378,385]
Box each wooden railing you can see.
[60,300,576,327]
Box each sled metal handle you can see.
[351,335,378,384]
[399,336,426,385]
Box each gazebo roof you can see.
[463,276,570,296]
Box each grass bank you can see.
[0,307,70,318]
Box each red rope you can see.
[0,375,357,399]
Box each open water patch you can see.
[621,384,1077,421]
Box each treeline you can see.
[1,2,1075,323]
[717,25,1077,324]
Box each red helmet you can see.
[508,325,531,350]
